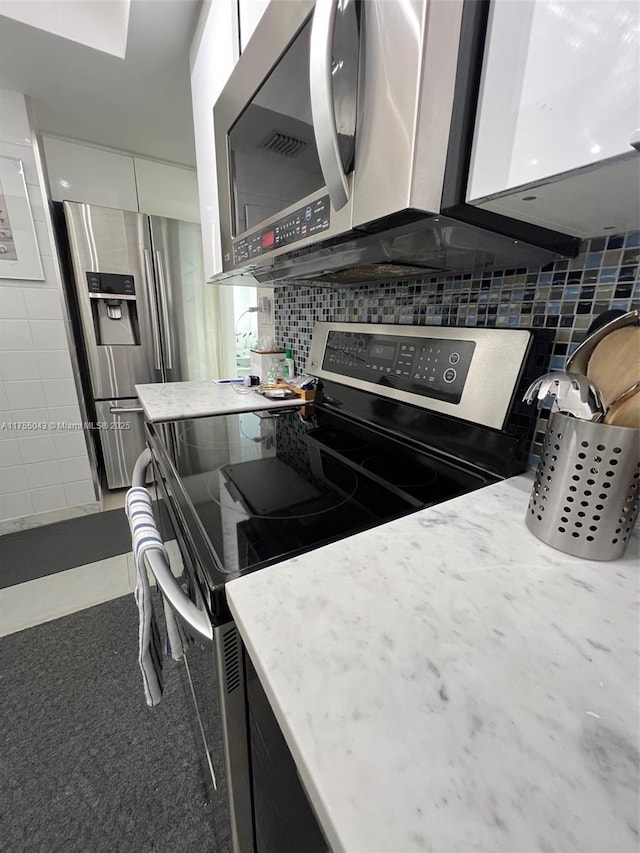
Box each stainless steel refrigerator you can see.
[62,201,208,489]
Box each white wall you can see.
[0,88,96,523]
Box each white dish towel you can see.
[125,486,185,707]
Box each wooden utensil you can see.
[604,383,640,428]
[586,326,640,407]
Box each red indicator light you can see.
[262,231,275,249]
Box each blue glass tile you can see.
[618,266,638,282]
[546,301,561,315]
[585,252,603,268]
[625,231,640,248]
[597,267,618,283]
[564,285,580,300]
[538,272,553,284]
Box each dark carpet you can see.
[0,594,230,853]
[0,509,132,589]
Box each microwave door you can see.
[310,0,360,211]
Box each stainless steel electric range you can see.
[138,322,548,853]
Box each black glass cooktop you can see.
[148,405,491,614]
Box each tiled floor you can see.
[0,540,183,637]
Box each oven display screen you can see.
[322,330,476,404]
[369,343,395,361]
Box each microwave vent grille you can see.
[261,130,307,158]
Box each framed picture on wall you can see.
[0,156,44,280]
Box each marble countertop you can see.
[227,474,639,853]
[135,380,305,421]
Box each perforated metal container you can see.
[526,413,640,560]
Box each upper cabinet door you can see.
[189,0,240,280]
[134,158,200,223]
[468,0,640,201]
[44,136,138,211]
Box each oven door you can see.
[151,453,255,853]
[214,0,360,274]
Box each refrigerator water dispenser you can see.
[87,271,140,346]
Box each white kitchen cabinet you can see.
[467,0,640,237]
[238,0,270,51]
[133,157,199,222]
[189,0,239,281]
[43,136,138,211]
[189,0,241,378]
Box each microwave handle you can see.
[310,0,350,211]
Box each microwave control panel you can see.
[322,330,476,404]
[233,195,331,264]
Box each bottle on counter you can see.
[267,356,285,384]
[281,348,295,381]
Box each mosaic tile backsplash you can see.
[274,231,640,465]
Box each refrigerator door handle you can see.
[143,249,163,371]
[155,251,173,371]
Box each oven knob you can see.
[449,352,460,365]
[443,368,457,383]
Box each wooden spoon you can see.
[604,383,640,428]
[586,326,640,407]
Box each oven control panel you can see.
[233,196,331,264]
[322,330,475,404]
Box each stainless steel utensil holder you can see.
[526,413,640,560]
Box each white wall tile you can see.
[0,89,26,108]
[53,431,88,459]
[0,438,21,467]
[25,460,61,489]
[46,404,83,428]
[31,484,67,513]
[38,254,60,284]
[23,287,63,319]
[0,465,28,494]
[28,319,68,349]
[34,219,52,259]
[0,490,33,521]
[0,286,27,318]
[58,455,92,483]
[35,350,73,379]
[2,101,32,146]
[0,319,32,350]
[4,379,47,410]
[0,350,40,380]
[63,479,97,506]
[18,434,57,463]
[1,407,49,427]
[42,378,78,407]
[0,139,33,162]
[0,90,96,522]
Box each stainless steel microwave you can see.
[212,0,578,287]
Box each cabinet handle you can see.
[630,129,640,152]
[110,406,144,414]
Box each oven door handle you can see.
[132,450,214,645]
